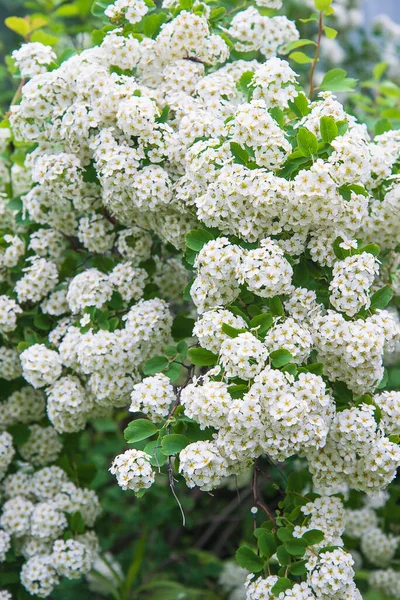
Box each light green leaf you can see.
[185,229,215,252]
[143,356,168,375]
[297,128,318,156]
[124,419,158,443]
[320,116,338,143]
[188,348,218,367]
[289,51,313,64]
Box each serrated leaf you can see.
[124,419,158,443]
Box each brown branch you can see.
[309,11,323,99]
[4,78,27,119]
[252,464,276,526]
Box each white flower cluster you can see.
[110,449,155,492]
[130,373,175,420]
[12,42,56,78]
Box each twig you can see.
[4,78,27,119]
[168,455,186,526]
[309,11,323,99]
[252,464,276,526]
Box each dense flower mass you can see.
[1,0,400,596]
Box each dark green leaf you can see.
[161,434,189,455]
[235,546,264,573]
[143,356,169,375]
[270,349,293,368]
[271,577,292,596]
[301,529,325,545]
[370,285,393,310]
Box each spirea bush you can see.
[1,0,400,598]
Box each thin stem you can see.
[4,78,27,119]
[252,464,276,526]
[309,11,323,99]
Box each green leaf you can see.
[143,13,168,37]
[276,528,293,542]
[161,434,189,455]
[143,356,169,375]
[172,315,195,340]
[124,419,158,443]
[235,546,264,573]
[70,511,85,534]
[209,7,226,22]
[230,142,256,168]
[370,285,393,310]
[314,0,332,8]
[250,313,274,335]
[5,16,30,37]
[286,471,303,493]
[361,244,380,257]
[257,532,277,558]
[289,51,313,64]
[374,118,391,136]
[288,93,311,118]
[188,348,218,366]
[289,560,307,576]
[304,362,324,376]
[320,116,338,143]
[301,529,325,545]
[33,313,52,331]
[144,440,167,467]
[373,62,388,81]
[271,577,293,597]
[284,539,307,557]
[270,349,293,368]
[185,229,215,252]
[276,545,291,566]
[284,39,316,52]
[91,1,109,17]
[221,323,247,338]
[320,68,357,92]
[269,297,284,316]
[9,424,31,446]
[323,25,337,39]
[297,128,318,156]
[237,71,255,100]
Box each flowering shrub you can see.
[1,0,400,597]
